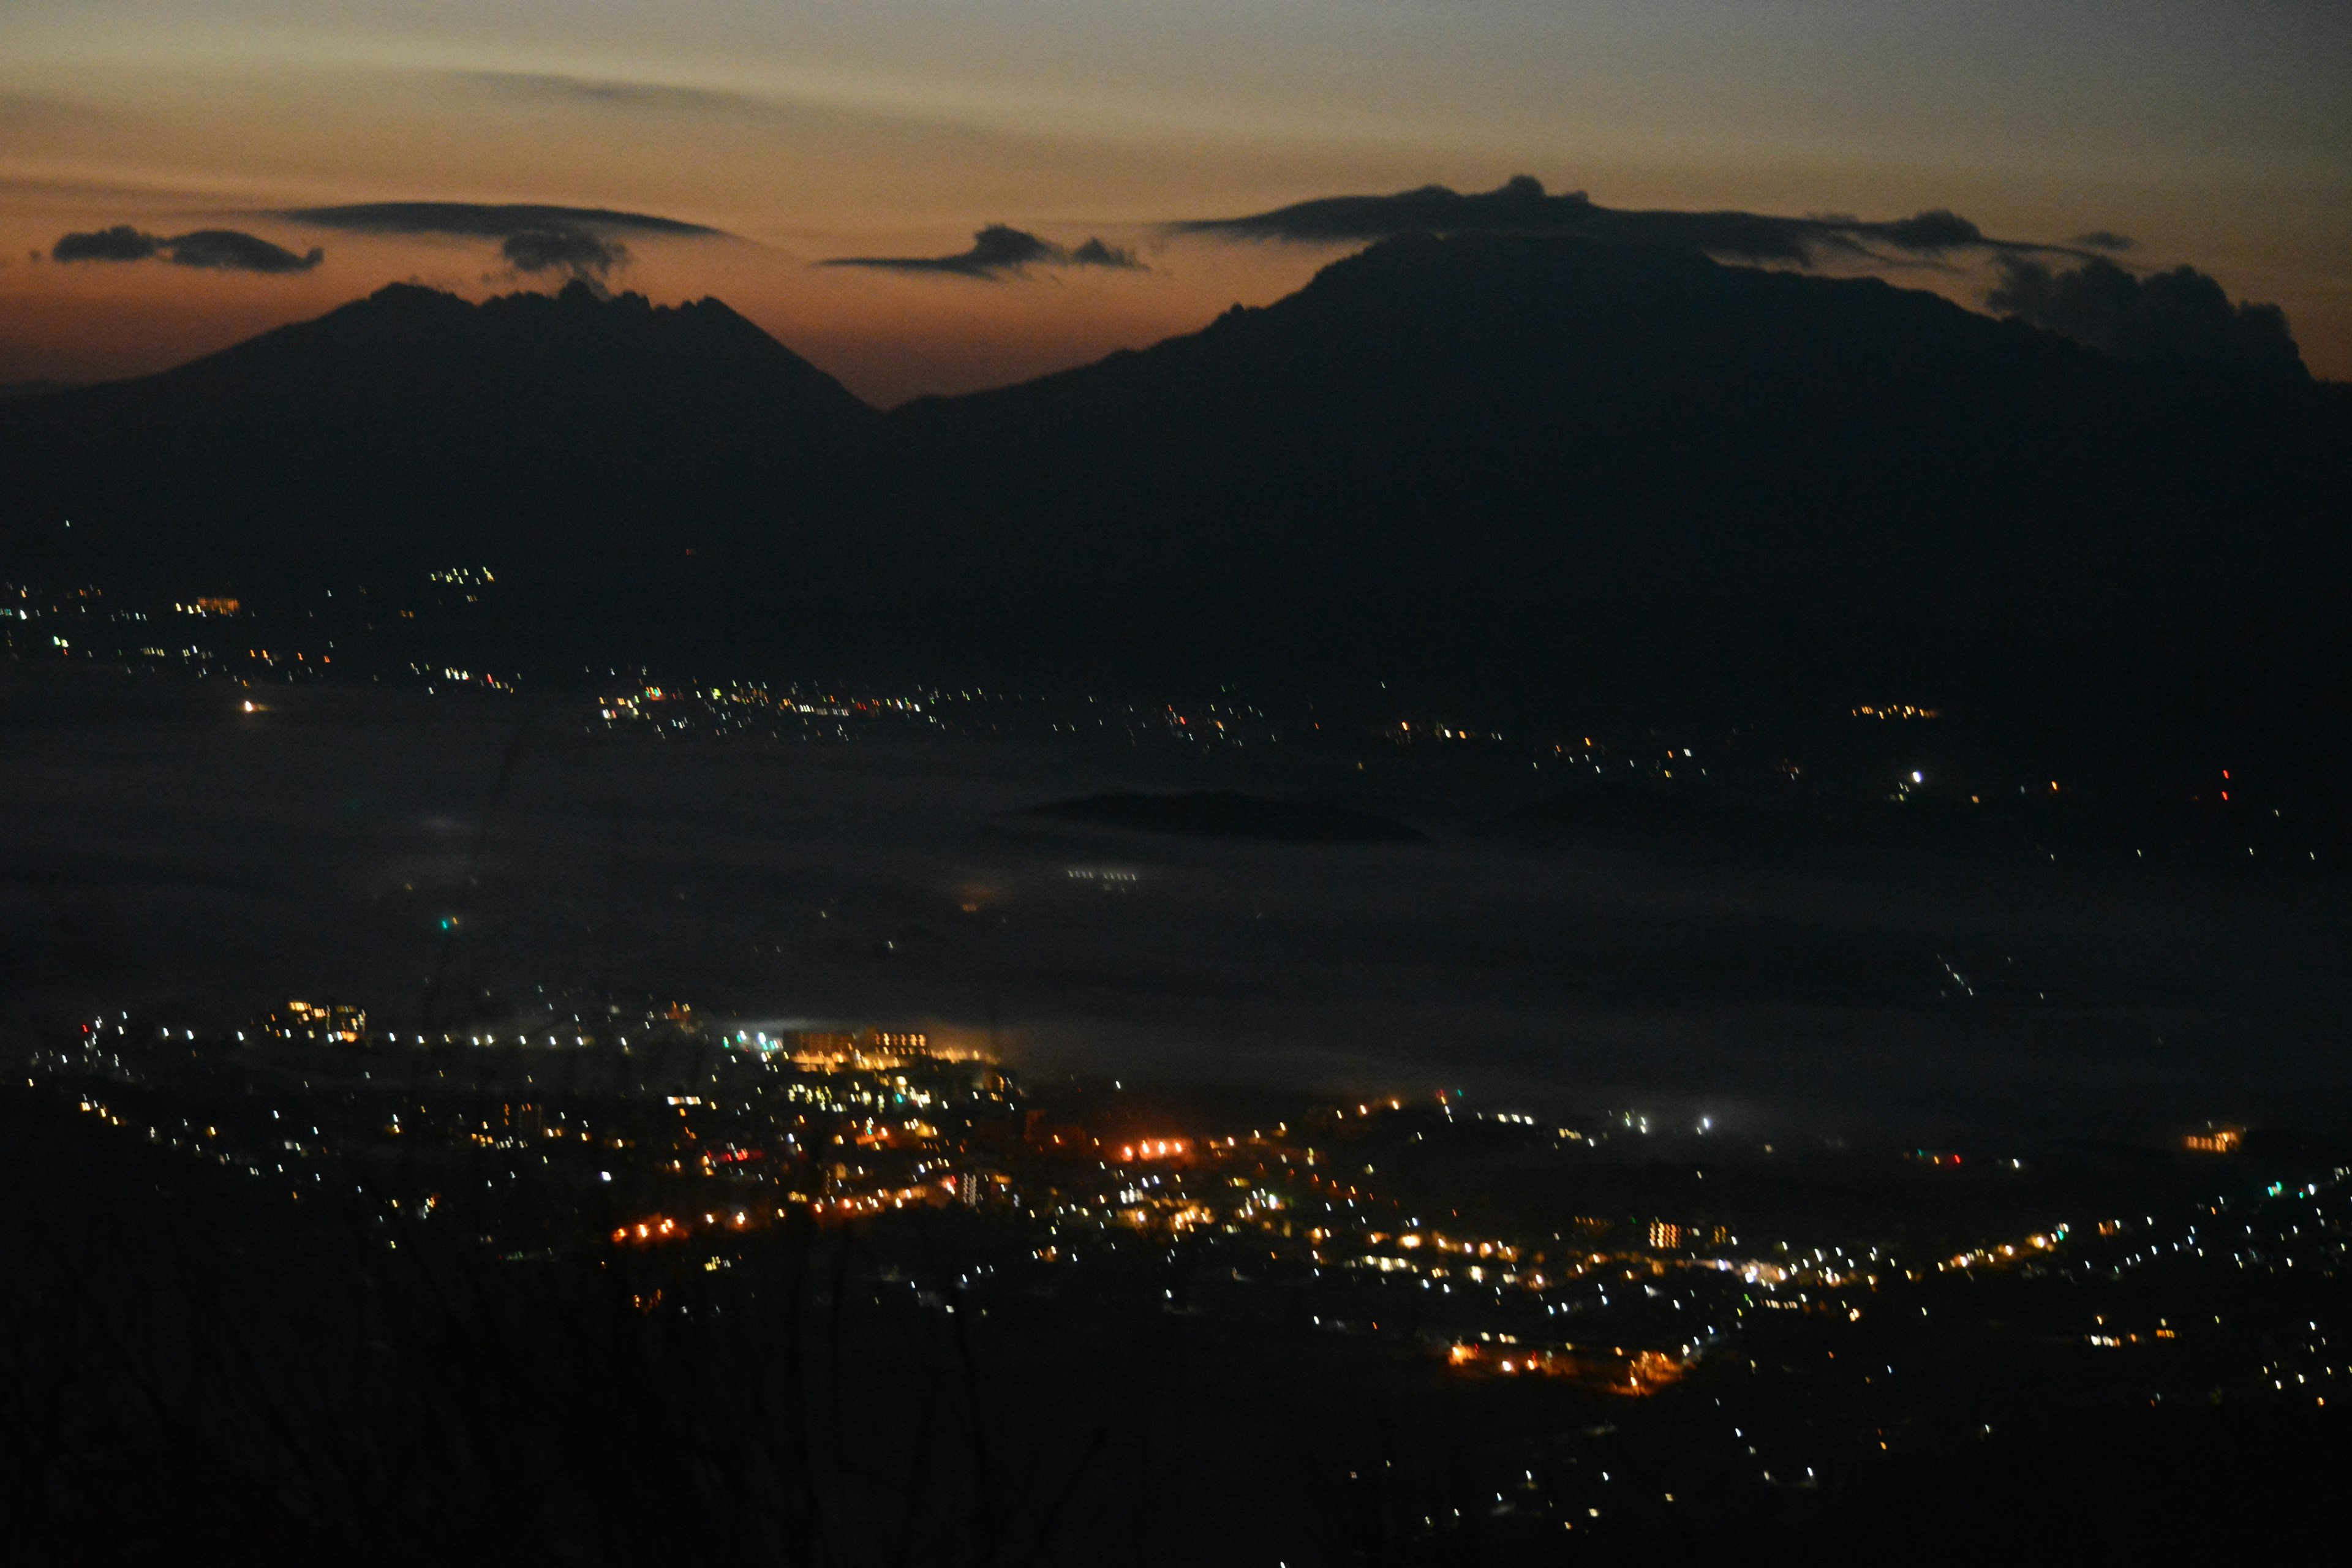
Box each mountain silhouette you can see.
[832,235,2345,713]
[3,238,2344,737]
[0,279,873,605]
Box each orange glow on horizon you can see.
[4,13,2343,391]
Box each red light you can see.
[2222,770,2230,779]
[2220,791,2229,801]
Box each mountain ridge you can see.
[0,278,873,591]
[833,236,2343,692]
[2,237,2344,735]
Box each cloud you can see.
[821,224,1142,279]
[451,71,728,109]
[1175,176,2076,267]
[266,201,719,288]
[1068,238,1141,269]
[164,230,325,273]
[275,202,720,239]
[445,70,766,116]
[501,228,629,281]
[1876,208,1982,253]
[51,225,321,273]
[1988,255,2305,379]
[2072,230,2135,253]
[52,225,161,263]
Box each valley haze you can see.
[4,660,2346,1139]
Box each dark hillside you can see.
[3,237,2343,750]
[845,235,2345,719]
[0,281,876,608]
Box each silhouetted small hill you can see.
[0,280,874,599]
[1024,791,1425,843]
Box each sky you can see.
[2,1,2346,404]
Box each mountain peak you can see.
[125,277,875,422]
[0,274,876,592]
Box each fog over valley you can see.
[7,667,2343,1140]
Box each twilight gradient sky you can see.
[2,1,2345,403]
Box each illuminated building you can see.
[787,1028,947,1072]
[266,999,366,1042]
[1444,1338,1694,1395]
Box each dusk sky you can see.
[3,1,2345,403]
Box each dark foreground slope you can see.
[0,279,875,605]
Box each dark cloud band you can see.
[501,228,629,280]
[274,202,720,239]
[51,224,159,262]
[167,230,325,273]
[1175,176,2075,266]
[268,200,722,286]
[52,225,321,274]
[821,224,1141,279]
